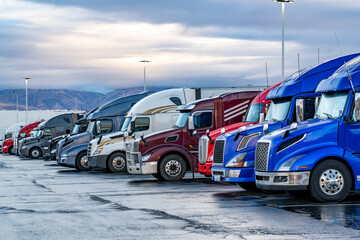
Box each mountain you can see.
[0,87,167,111]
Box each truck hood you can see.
[22,136,39,145]
[208,122,254,139]
[141,128,183,154]
[260,118,339,171]
[64,132,90,143]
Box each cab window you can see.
[134,117,150,132]
[96,120,113,134]
[193,111,212,129]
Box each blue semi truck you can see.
[211,53,360,191]
[255,55,360,202]
[57,92,153,171]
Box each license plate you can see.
[214,175,221,182]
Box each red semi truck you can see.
[197,82,282,176]
[126,91,260,181]
[3,122,41,155]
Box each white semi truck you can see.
[87,87,265,173]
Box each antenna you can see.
[265,62,269,88]
[334,33,355,93]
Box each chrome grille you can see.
[213,140,225,164]
[87,143,92,157]
[198,136,209,164]
[255,142,270,171]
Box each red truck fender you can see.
[147,145,197,171]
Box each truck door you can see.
[187,111,213,154]
[345,93,360,153]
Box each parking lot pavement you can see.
[1,155,360,240]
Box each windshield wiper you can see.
[272,118,280,122]
[323,112,334,119]
[315,113,321,118]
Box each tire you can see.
[238,182,259,191]
[287,190,310,198]
[107,152,127,173]
[8,146,13,155]
[152,173,165,181]
[309,160,351,202]
[29,147,42,159]
[75,152,91,171]
[159,155,187,181]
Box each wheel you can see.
[75,152,91,171]
[8,146,13,155]
[107,152,127,173]
[29,148,42,159]
[152,173,165,180]
[159,155,187,181]
[309,160,351,202]
[287,190,310,198]
[238,182,259,191]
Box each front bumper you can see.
[255,171,311,190]
[88,155,107,169]
[211,166,255,183]
[57,155,76,167]
[126,151,157,174]
[198,162,213,176]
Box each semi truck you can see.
[126,90,261,181]
[198,82,281,177]
[0,123,25,153]
[57,92,153,171]
[20,113,83,159]
[255,54,360,202]
[2,121,41,155]
[211,53,360,191]
[87,88,251,173]
[44,107,98,161]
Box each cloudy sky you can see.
[0,0,359,93]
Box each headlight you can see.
[23,146,28,149]
[226,152,247,168]
[209,154,213,161]
[94,148,103,155]
[141,154,151,162]
[277,155,305,171]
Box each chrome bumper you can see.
[255,171,310,190]
[126,151,157,174]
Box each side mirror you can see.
[315,96,320,112]
[188,116,195,131]
[265,103,270,115]
[191,130,200,139]
[259,113,265,123]
[130,121,135,134]
[96,121,101,135]
[355,95,360,121]
[296,99,304,122]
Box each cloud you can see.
[0,0,359,92]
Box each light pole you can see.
[13,91,19,123]
[273,0,293,81]
[139,60,151,92]
[22,77,31,124]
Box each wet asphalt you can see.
[1,154,360,240]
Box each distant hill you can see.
[0,87,167,111]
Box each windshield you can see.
[174,112,190,128]
[244,103,265,122]
[87,121,95,133]
[36,130,43,138]
[72,124,81,134]
[121,117,132,132]
[265,98,291,122]
[72,122,88,134]
[315,92,348,119]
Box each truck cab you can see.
[126,91,260,181]
[20,113,82,159]
[8,121,41,155]
[57,92,153,171]
[198,82,281,177]
[211,53,359,191]
[255,54,360,202]
[0,123,25,153]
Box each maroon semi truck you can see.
[126,91,260,181]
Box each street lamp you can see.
[273,0,294,81]
[22,77,31,124]
[139,60,151,92]
[12,91,19,123]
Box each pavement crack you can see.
[32,179,53,192]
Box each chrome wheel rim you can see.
[80,156,88,168]
[32,149,40,158]
[112,156,125,170]
[165,160,181,176]
[319,168,344,195]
